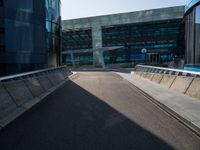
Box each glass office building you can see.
[185,0,200,70]
[0,0,61,76]
[62,6,185,68]
[102,20,184,65]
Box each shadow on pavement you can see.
[0,80,173,150]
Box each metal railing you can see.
[135,65,200,77]
[0,66,70,82]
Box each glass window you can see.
[0,0,3,7]
[34,25,45,53]
[195,5,200,64]
[0,45,5,52]
[0,34,4,45]
[0,27,4,49]
[45,0,60,23]
[5,0,33,12]
[0,27,4,34]
[196,5,200,23]
[5,19,34,52]
[45,21,52,33]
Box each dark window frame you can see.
[0,27,5,34]
[0,0,3,7]
[0,45,5,52]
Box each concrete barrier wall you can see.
[170,76,194,94]
[47,73,64,86]
[61,69,71,78]
[132,71,200,100]
[4,80,34,106]
[141,72,148,78]
[152,74,164,84]
[0,84,18,121]
[137,72,143,77]
[186,78,200,99]
[0,68,72,128]
[24,78,45,97]
[58,73,65,81]
[48,75,60,86]
[160,75,176,88]
[145,73,155,80]
[37,76,53,90]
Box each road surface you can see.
[0,72,200,150]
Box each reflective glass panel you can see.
[5,19,34,52]
[46,21,52,33]
[5,0,33,12]
[45,0,60,23]
[196,5,200,23]
[195,5,200,64]
[0,0,3,6]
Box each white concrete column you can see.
[92,25,105,68]
[70,53,75,67]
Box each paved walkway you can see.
[0,72,200,150]
[117,72,200,133]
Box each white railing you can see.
[135,65,200,77]
[0,66,70,82]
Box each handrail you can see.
[0,66,69,82]
[135,65,200,77]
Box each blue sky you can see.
[61,0,187,20]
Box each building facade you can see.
[46,0,62,68]
[0,0,61,76]
[185,0,200,70]
[62,6,185,68]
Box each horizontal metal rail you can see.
[135,65,200,77]
[0,66,70,82]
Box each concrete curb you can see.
[0,71,76,130]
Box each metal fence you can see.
[135,65,200,77]
[0,66,70,82]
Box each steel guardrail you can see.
[0,66,69,82]
[135,65,200,77]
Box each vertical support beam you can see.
[70,52,75,67]
[92,25,105,68]
[48,53,58,68]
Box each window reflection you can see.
[4,0,33,12]
[45,0,61,66]
[185,4,200,65]
[46,21,52,33]
[195,5,200,64]
[196,6,200,23]
[45,0,60,23]
[102,20,184,65]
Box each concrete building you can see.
[0,0,61,76]
[185,0,200,71]
[62,6,185,68]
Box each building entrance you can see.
[147,53,160,64]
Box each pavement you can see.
[117,72,200,135]
[0,72,200,150]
